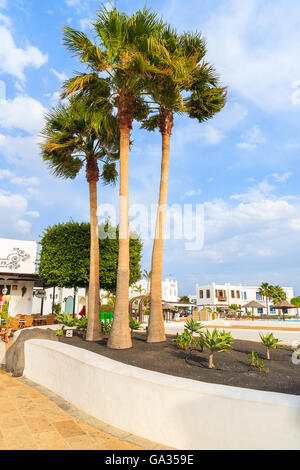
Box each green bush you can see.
[56,313,76,327]
[173,329,193,350]
[129,318,141,335]
[101,320,112,335]
[76,316,88,329]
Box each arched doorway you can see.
[65,296,74,315]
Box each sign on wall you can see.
[0,238,37,274]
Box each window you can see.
[199,290,203,299]
[242,291,247,300]
[231,290,235,298]
[236,291,240,299]
[256,292,262,301]
[206,290,211,298]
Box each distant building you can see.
[0,238,40,316]
[129,278,179,303]
[196,282,295,314]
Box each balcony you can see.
[217,296,227,302]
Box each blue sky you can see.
[0,0,300,295]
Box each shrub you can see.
[260,333,282,360]
[56,313,76,327]
[173,329,193,350]
[248,352,268,373]
[129,318,141,335]
[202,329,234,369]
[55,329,64,336]
[184,319,203,335]
[52,303,61,315]
[76,316,88,329]
[101,320,112,335]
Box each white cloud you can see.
[0,168,39,187]
[0,95,46,134]
[199,179,300,265]
[0,16,47,81]
[290,219,300,231]
[0,134,40,165]
[50,68,68,82]
[0,190,33,235]
[165,0,300,112]
[25,211,40,218]
[0,0,7,8]
[237,125,266,150]
[185,189,202,197]
[80,17,92,31]
[271,172,293,183]
[15,219,31,234]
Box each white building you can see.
[196,282,295,314]
[129,278,179,303]
[0,238,39,316]
[36,278,179,316]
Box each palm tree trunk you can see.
[209,352,214,369]
[266,348,270,360]
[86,158,103,341]
[108,93,133,349]
[147,107,173,344]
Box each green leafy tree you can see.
[61,6,167,350]
[179,296,190,303]
[39,220,143,292]
[291,297,300,308]
[40,95,118,342]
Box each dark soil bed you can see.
[59,334,300,396]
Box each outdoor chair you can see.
[0,324,8,343]
[46,315,55,325]
[23,316,33,328]
[10,317,20,332]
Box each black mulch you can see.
[59,333,300,396]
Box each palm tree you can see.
[258,282,272,316]
[40,96,119,342]
[61,6,167,349]
[142,269,152,294]
[143,28,227,343]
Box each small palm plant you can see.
[202,329,234,369]
[129,318,142,336]
[260,333,282,360]
[184,319,203,335]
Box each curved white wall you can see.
[23,339,300,450]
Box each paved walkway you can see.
[0,368,145,450]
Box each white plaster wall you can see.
[23,340,300,450]
[3,281,34,316]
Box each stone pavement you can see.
[0,368,151,450]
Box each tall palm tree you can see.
[142,269,152,294]
[143,28,227,343]
[40,96,119,341]
[258,282,272,316]
[61,6,167,349]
